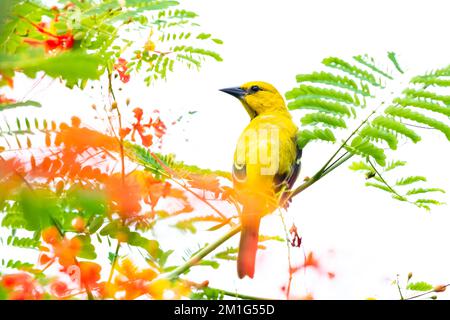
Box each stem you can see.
[208,287,274,300]
[321,152,354,177]
[107,241,121,285]
[404,284,450,300]
[367,158,402,197]
[164,224,241,280]
[108,68,126,185]
[278,210,293,300]
[396,274,405,300]
[315,109,376,178]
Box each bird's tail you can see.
[237,213,261,279]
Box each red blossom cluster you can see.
[1,273,43,300]
[114,58,130,83]
[22,17,74,54]
[120,107,167,147]
[39,227,102,289]
[0,94,15,105]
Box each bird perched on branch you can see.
[220,81,302,279]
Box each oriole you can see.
[220,81,302,279]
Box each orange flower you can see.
[143,176,171,208]
[41,226,81,268]
[110,258,158,300]
[54,237,81,268]
[71,217,86,232]
[79,262,101,287]
[105,175,142,219]
[1,273,43,300]
[188,174,221,197]
[152,117,167,139]
[22,17,74,53]
[50,280,69,297]
[0,94,15,104]
[129,108,154,147]
[113,58,130,83]
[42,226,61,245]
[0,73,14,88]
[303,252,320,269]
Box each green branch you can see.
[207,286,275,300]
[164,224,242,280]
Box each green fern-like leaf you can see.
[385,106,450,140]
[300,113,347,128]
[385,160,407,171]
[347,136,386,166]
[7,236,40,249]
[359,125,398,150]
[295,72,370,96]
[353,55,393,80]
[403,88,450,105]
[297,128,336,148]
[323,57,381,87]
[394,97,450,117]
[395,176,427,186]
[348,161,373,172]
[365,182,392,193]
[406,188,445,196]
[371,116,421,143]
[288,98,351,116]
[285,85,359,105]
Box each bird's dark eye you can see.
[250,85,261,93]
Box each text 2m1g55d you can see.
[174,304,275,317]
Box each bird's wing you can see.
[274,141,302,193]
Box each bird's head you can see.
[220,81,287,119]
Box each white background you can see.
[2,0,450,299]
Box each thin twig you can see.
[404,283,450,300]
[163,224,241,280]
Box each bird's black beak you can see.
[219,87,246,100]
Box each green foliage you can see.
[288,53,450,209]
[100,221,159,257]
[349,159,445,210]
[173,215,223,234]
[407,281,433,292]
[214,247,238,261]
[0,0,222,88]
[190,287,224,300]
[74,235,97,260]
[7,236,40,249]
[0,51,103,85]
[287,52,450,155]
[297,128,336,148]
[0,100,41,111]
[125,141,231,179]
[2,259,34,271]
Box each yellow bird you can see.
[220,81,302,278]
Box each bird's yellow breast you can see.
[233,111,298,190]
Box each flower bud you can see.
[434,285,446,293]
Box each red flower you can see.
[0,73,14,88]
[129,108,153,147]
[0,94,15,105]
[152,118,167,139]
[79,262,101,287]
[22,17,74,53]
[1,273,43,300]
[50,280,69,297]
[113,58,130,83]
[105,175,142,219]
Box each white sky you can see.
[2,0,450,299]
